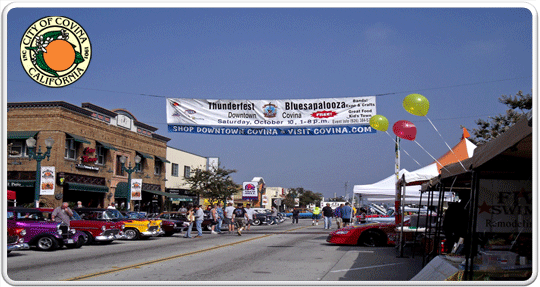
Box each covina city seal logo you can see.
[20,16,91,87]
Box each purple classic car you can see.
[7,224,30,253]
[7,207,87,251]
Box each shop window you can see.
[116,155,124,176]
[184,166,191,179]
[154,159,162,175]
[65,138,77,160]
[96,145,106,165]
[8,140,28,157]
[172,163,179,177]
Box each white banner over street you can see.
[166,97,376,136]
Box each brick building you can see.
[7,101,170,211]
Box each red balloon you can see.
[393,120,417,141]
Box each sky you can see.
[4,5,534,200]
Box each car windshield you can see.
[7,210,45,221]
[104,209,125,219]
[126,212,145,219]
[71,211,82,220]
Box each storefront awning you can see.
[114,182,129,198]
[66,133,91,144]
[136,151,154,160]
[96,141,118,151]
[66,182,108,193]
[154,155,170,163]
[143,189,192,200]
[7,180,35,188]
[7,131,39,140]
[170,196,194,202]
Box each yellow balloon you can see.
[403,93,430,116]
[369,115,389,132]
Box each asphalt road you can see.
[5,219,424,283]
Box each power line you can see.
[8,76,530,100]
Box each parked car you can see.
[252,209,285,225]
[7,225,30,253]
[75,208,162,240]
[326,218,414,247]
[154,212,188,236]
[7,207,86,251]
[40,208,123,244]
[284,208,313,219]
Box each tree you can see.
[284,187,323,208]
[184,165,241,205]
[469,90,531,145]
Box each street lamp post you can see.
[26,137,54,208]
[119,155,141,210]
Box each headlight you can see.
[121,224,125,229]
[102,225,107,231]
[336,231,349,235]
[70,229,76,234]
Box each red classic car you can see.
[7,225,30,253]
[39,208,123,244]
[326,218,416,247]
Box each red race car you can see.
[326,218,416,247]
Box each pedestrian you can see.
[224,202,235,233]
[51,202,73,225]
[352,205,357,224]
[341,202,353,227]
[178,205,187,215]
[194,205,204,238]
[322,203,333,229]
[232,203,248,236]
[335,204,343,229]
[311,205,321,225]
[292,208,299,224]
[271,205,278,225]
[216,202,224,234]
[183,205,195,238]
[244,203,255,231]
[76,201,84,208]
[210,204,219,234]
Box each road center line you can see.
[64,225,310,281]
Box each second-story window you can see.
[116,155,124,176]
[96,145,106,165]
[154,159,162,175]
[184,166,191,179]
[172,163,179,177]
[65,138,77,160]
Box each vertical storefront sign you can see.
[242,182,258,200]
[131,178,142,200]
[40,166,55,195]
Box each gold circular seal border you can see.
[20,16,92,88]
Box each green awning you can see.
[7,180,35,188]
[136,151,154,160]
[7,131,39,140]
[154,155,170,163]
[114,182,129,198]
[142,189,190,199]
[66,133,91,144]
[96,141,118,151]
[67,182,108,193]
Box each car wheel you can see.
[359,230,386,247]
[253,219,261,226]
[84,231,94,244]
[124,228,140,240]
[36,235,59,251]
[67,236,84,249]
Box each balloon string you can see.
[384,131,422,166]
[413,140,451,173]
[425,116,467,172]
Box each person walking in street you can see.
[341,202,353,227]
[183,205,195,238]
[322,203,334,229]
[232,203,248,236]
[271,205,278,225]
[224,202,235,234]
[51,202,73,225]
[245,203,255,231]
[216,202,224,234]
[335,204,343,229]
[312,205,321,226]
[210,204,219,234]
[292,208,299,224]
[194,205,205,238]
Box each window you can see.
[116,155,124,176]
[154,159,162,175]
[96,145,106,165]
[65,138,77,160]
[135,158,144,172]
[171,163,179,177]
[184,166,191,178]
[8,140,28,157]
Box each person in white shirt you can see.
[224,202,236,234]
[244,203,255,231]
